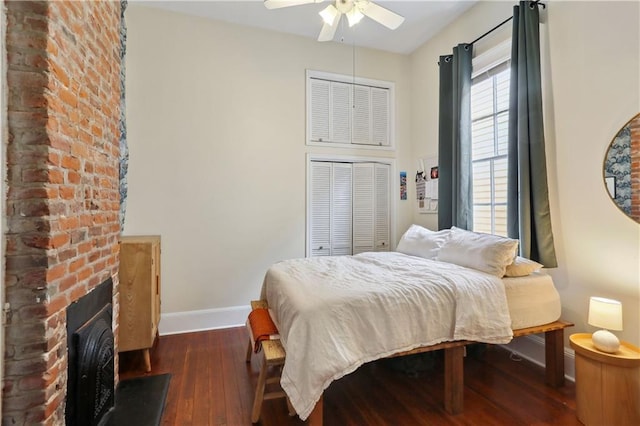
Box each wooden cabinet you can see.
[570,333,640,425]
[118,235,161,372]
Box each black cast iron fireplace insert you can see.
[65,278,114,426]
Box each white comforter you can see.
[261,252,513,420]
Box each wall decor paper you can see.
[604,124,632,216]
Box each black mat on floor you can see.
[107,373,171,426]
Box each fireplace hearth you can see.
[65,279,115,426]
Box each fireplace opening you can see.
[65,278,114,426]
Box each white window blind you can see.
[471,62,510,236]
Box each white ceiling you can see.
[136,0,477,54]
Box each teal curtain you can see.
[438,44,473,231]
[507,1,557,267]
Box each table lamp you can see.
[588,296,623,353]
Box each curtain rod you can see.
[468,0,545,46]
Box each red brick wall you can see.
[630,116,640,222]
[3,1,122,424]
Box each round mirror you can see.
[603,112,640,223]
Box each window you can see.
[471,61,510,236]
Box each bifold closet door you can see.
[353,163,390,254]
[310,162,352,256]
[353,163,375,254]
[374,163,390,251]
[310,161,388,257]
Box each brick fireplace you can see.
[3,1,123,424]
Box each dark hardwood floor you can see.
[119,327,580,426]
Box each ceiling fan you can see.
[264,0,405,42]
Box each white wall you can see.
[124,5,413,327]
[126,2,640,347]
[410,1,640,346]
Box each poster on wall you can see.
[417,156,438,214]
[416,171,426,207]
[400,172,407,200]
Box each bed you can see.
[260,226,571,423]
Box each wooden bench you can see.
[246,300,293,423]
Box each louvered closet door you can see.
[309,78,330,142]
[352,163,374,254]
[374,163,390,251]
[331,82,352,144]
[310,162,331,256]
[331,163,353,256]
[352,85,372,145]
[371,88,390,146]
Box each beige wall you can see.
[127,2,640,346]
[124,5,413,314]
[410,1,640,345]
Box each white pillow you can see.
[396,225,451,260]
[504,256,543,277]
[436,227,519,277]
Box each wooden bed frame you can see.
[305,320,574,425]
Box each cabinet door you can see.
[310,162,332,256]
[374,163,390,251]
[331,82,352,144]
[151,240,161,339]
[353,163,374,254]
[307,73,392,147]
[310,162,353,256]
[119,240,155,351]
[372,87,390,146]
[309,161,390,257]
[352,85,372,145]
[331,163,353,255]
[309,78,330,142]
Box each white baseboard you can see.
[158,305,251,336]
[503,334,575,382]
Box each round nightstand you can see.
[569,333,640,425]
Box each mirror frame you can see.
[603,112,640,224]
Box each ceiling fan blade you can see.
[358,1,405,30]
[318,18,339,42]
[264,0,321,10]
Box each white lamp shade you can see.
[588,297,623,331]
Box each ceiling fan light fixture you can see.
[346,8,364,27]
[265,0,405,43]
[319,4,339,26]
